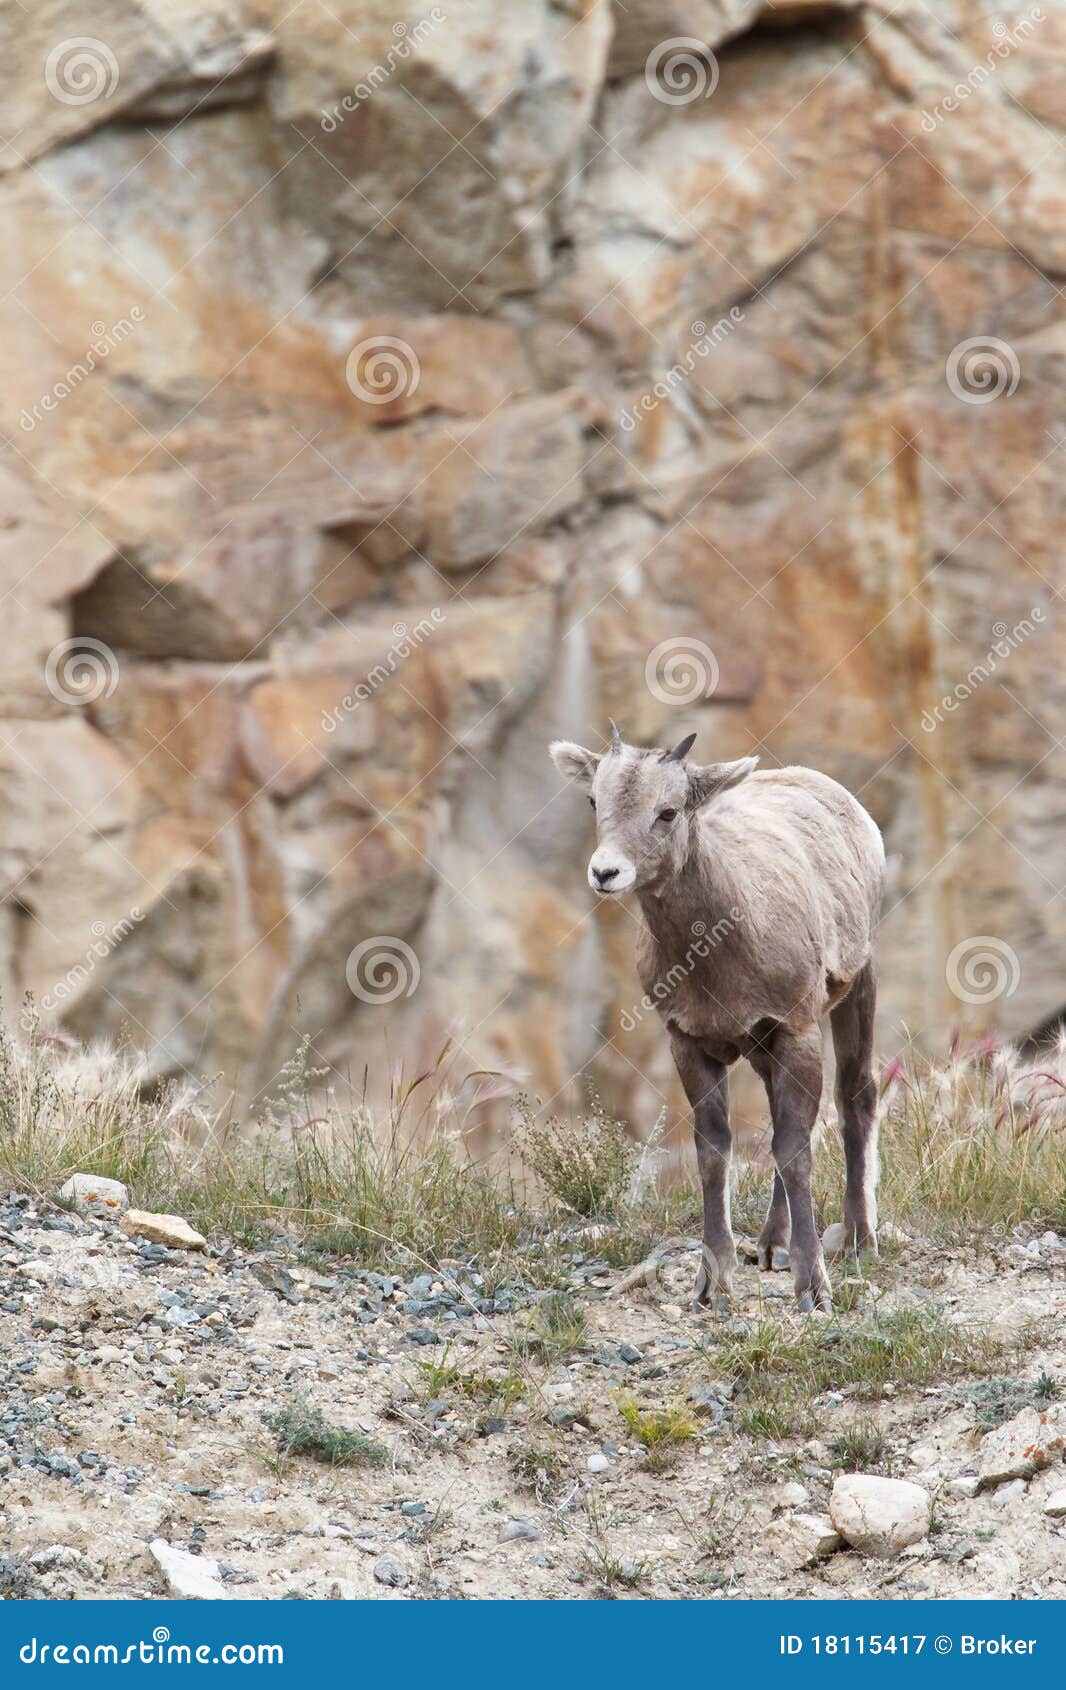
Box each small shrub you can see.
[734,1402,806,1442]
[263,1398,388,1468]
[411,1348,463,1396]
[970,1372,1058,1432]
[514,1096,637,1217]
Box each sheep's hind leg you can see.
[757,1174,791,1271]
[749,1046,790,1270]
[670,1031,735,1313]
[768,1025,831,1314]
[830,959,879,1258]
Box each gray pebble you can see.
[373,1555,410,1588]
[498,1519,540,1543]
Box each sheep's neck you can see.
[636,826,738,947]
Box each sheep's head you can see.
[549,723,757,896]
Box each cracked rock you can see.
[829,1474,931,1558]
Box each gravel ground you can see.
[1,1192,1064,1601]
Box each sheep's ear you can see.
[686,755,758,810]
[549,740,601,789]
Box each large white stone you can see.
[149,1540,226,1600]
[57,1174,129,1218]
[829,1474,931,1558]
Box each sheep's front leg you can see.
[670,1031,734,1312]
[749,1047,790,1270]
[768,1025,831,1314]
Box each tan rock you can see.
[763,1511,842,1570]
[1,0,1064,1141]
[120,1212,207,1252]
[978,1407,1066,1490]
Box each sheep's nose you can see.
[592,864,619,887]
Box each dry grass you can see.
[3,1017,1064,1286]
[814,1042,1066,1241]
[0,1022,523,1271]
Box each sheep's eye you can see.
[589,796,596,810]
[657,807,677,824]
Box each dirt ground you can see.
[2,1194,1064,1601]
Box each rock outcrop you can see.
[2,1,1063,1139]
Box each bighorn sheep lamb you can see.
[549,722,885,1313]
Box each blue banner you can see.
[2,1601,1059,1684]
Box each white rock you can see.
[149,1539,225,1599]
[978,1406,1066,1489]
[1042,1487,1066,1519]
[586,1451,610,1473]
[57,1173,129,1217]
[763,1511,841,1569]
[946,1475,980,1498]
[821,1221,846,1257]
[879,1221,913,1245]
[994,1477,1028,1504]
[777,1480,810,1511]
[829,1474,931,1558]
[164,1305,201,1327]
[91,1345,125,1366]
[121,1210,206,1251]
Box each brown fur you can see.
[549,730,885,1312]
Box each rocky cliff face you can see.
[1,1,1063,1135]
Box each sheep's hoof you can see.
[796,1288,833,1316]
[756,1236,791,1271]
[693,1292,732,1317]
